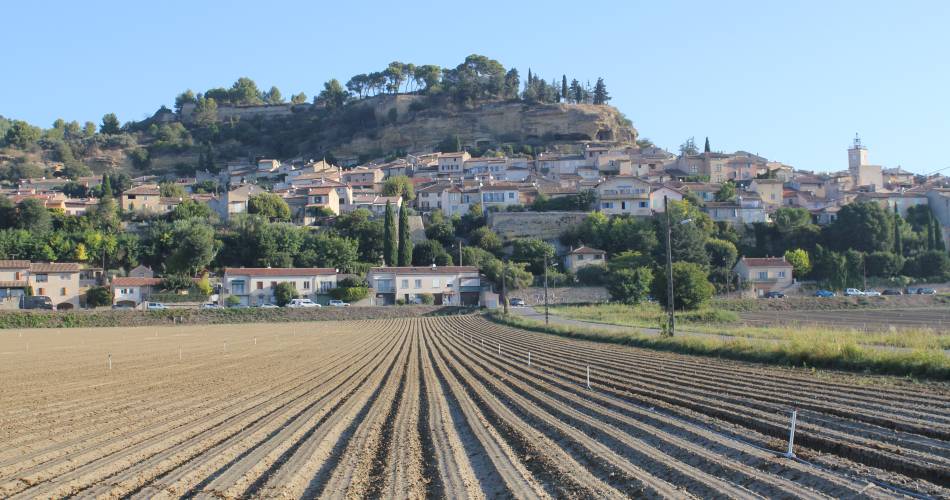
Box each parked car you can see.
[918,288,937,295]
[21,295,54,310]
[844,288,865,297]
[146,302,167,311]
[814,289,835,298]
[882,289,903,296]
[328,300,349,307]
[764,291,786,298]
[287,298,320,308]
[509,298,526,307]
[862,289,881,296]
[905,287,921,295]
[112,303,134,310]
[201,303,222,309]
[258,303,279,309]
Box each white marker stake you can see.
[498,343,501,356]
[254,337,257,346]
[108,354,112,370]
[586,365,591,390]
[785,410,798,458]
[179,346,182,360]
[528,352,531,367]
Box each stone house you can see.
[595,176,652,216]
[565,246,606,273]
[733,256,794,296]
[0,260,82,310]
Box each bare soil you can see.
[1,316,947,498]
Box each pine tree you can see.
[398,206,413,266]
[592,77,609,104]
[561,75,568,102]
[384,201,398,266]
[704,137,711,153]
[569,79,583,103]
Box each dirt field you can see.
[742,307,950,331]
[1,316,948,498]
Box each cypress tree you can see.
[101,174,113,198]
[935,220,946,251]
[398,205,413,266]
[384,201,398,266]
[704,137,711,153]
[927,215,936,250]
[592,77,609,105]
[893,205,903,256]
[561,75,568,102]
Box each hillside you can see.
[0,55,638,179]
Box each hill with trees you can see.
[0,54,636,181]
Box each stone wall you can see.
[489,211,589,241]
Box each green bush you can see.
[418,293,435,305]
[576,265,608,286]
[329,286,369,303]
[274,282,298,307]
[606,267,653,305]
[651,262,715,311]
[226,295,241,307]
[85,286,113,308]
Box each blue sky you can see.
[4,1,948,174]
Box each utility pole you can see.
[544,254,549,325]
[664,196,675,336]
[501,258,508,314]
[458,241,462,266]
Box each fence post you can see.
[785,409,798,458]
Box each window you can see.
[14,272,20,280]
[414,279,422,288]
[61,288,67,296]
[778,271,786,278]
[320,281,333,293]
[594,254,603,260]
[270,281,277,289]
[621,201,627,210]
[758,271,768,280]
[432,279,441,288]
[508,192,515,199]
[639,201,648,208]
[303,281,310,289]
[576,254,584,261]
[257,281,264,290]
[37,288,45,296]
[401,279,409,289]
[36,274,48,283]
[232,280,246,294]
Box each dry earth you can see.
[1,316,948,498]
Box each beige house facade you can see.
[0,260,82,309]
[733,256,794,296]
[223,267,339,306]
[367,266,480,306]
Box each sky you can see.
[4,1,949,174]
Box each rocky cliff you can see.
[331,96,637,157]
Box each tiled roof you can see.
[0,260,31,269]
[569,246,605,255]
[369,266,478,274]
[223,267,337,277]
[30,262,81,273]
[112,277,163,287]
[738,257,791,267]
[124,184,161,195]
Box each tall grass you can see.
[488,311,950,381]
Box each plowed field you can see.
[1,316,948,498]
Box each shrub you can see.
[226,295,241,307]
[418,293,435,305]
[195,274,213,295]
[606,267,653,304]
[273,282,298,307]
[162,274,193,291]
[329,286,369,302]
[652,262,715,311]
[576,265,607,286]
[85,286,113,308]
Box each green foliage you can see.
[825,202,894,253]
[865,251,903,278]
[247,193,291,221]
[706,238,738,269]
[532,190,596,211]
[575,265,608,285]
[425,216,456,248]
[170,199,214,221]
[418,293,435,305]
[511,238,556,275]
[328,285,369,302]
[384,201,398,266]
[382,175,414,200]
[606,267,653,304]
[783,248,811,277]
[652,262,715,311]
[99,113,121,135]
[196,273,213,295]
[161,274,193,291]
[85,286,113,308]
[3,120,42,148]
[317,79,348,109]
[166,220,216,275]
[714,181,737,202]
[437,134,462,153]
[412,240,453,266]
[592,77,610,105]
[297,232,359,272]
[903,250,950,280]
[15,199,52,233]
[226,295,241,307]
[273,282,298,306]
[398,206,413,267]
[469,226,501,254]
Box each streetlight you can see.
[664,195,692,337]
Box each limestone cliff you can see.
[330,96,637,157]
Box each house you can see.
[0,260,82,310]
[366,266,480,306]
[344,195,402,217]
[749,179,784,206]
[342,166,384,188]
[307,186,342,215]
[733,256,794,297]
[220,184,265,220]
[595,176,652,216]
[129,265,155,278]
[223,267,339,307]
[701,194,768,224]
[111,276,164,307]
[437,152,471,177]
[649,184,685,212]
[565,246,606,272]
[479,183,522,210]
[121,184,162,213]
